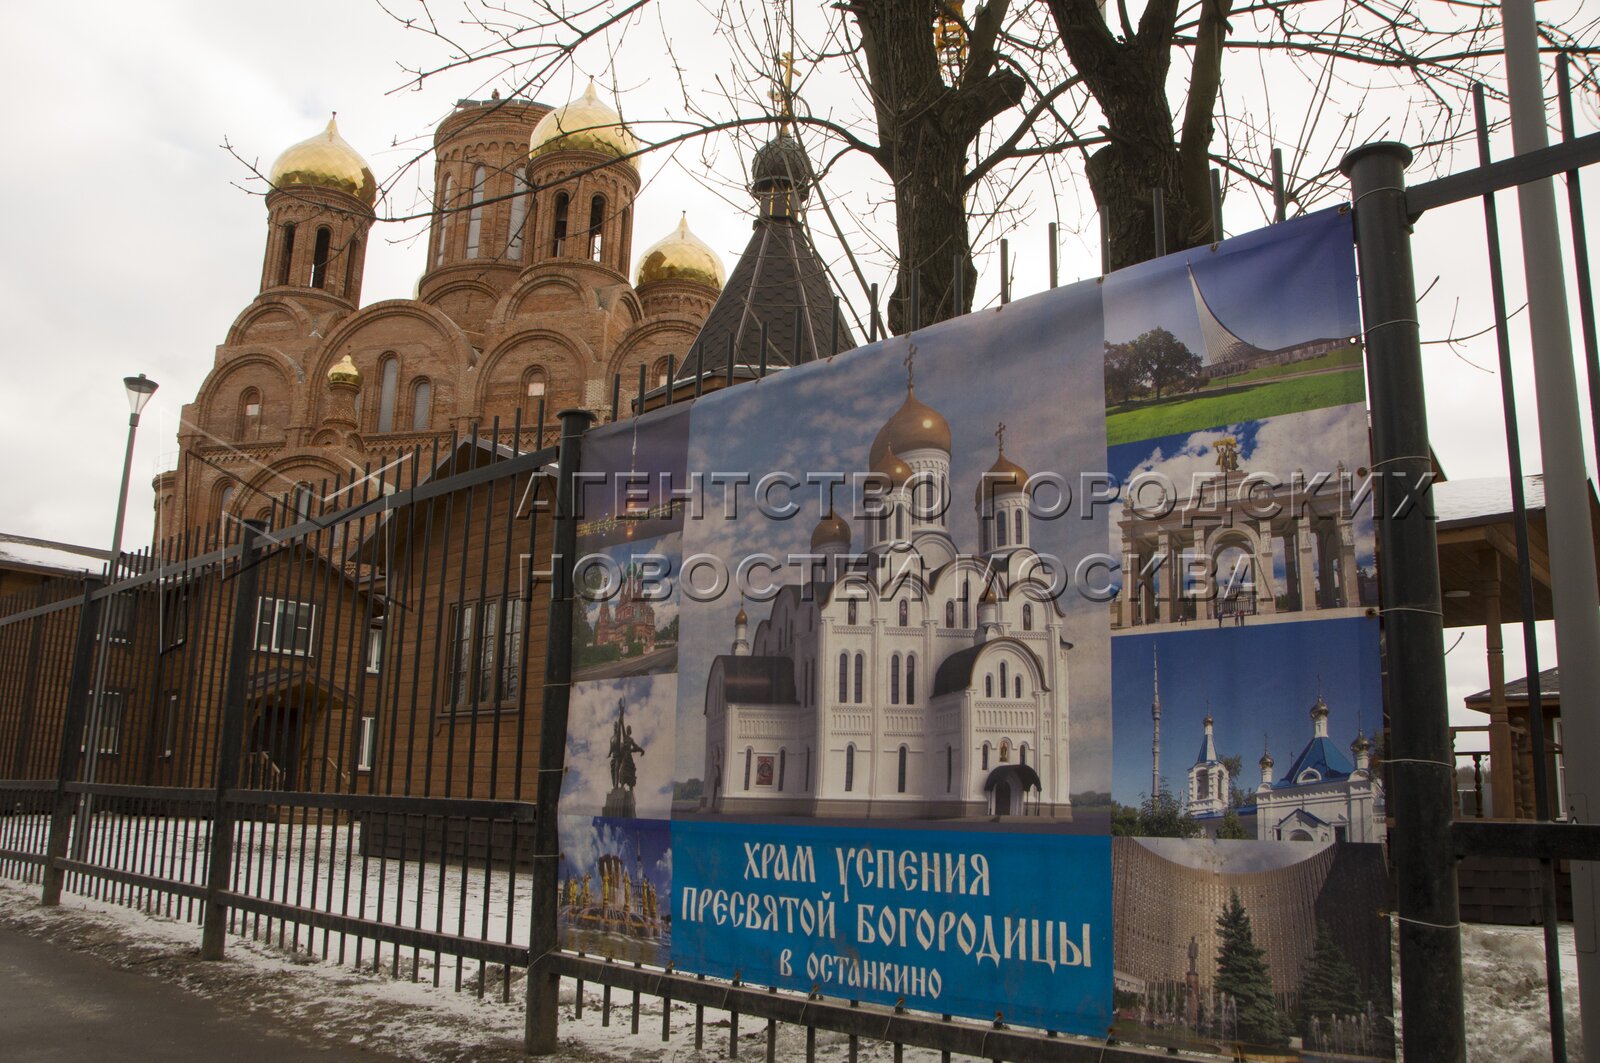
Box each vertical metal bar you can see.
[953,253,966,315]
[752,327,763,384]
[664,356,676,406]
[610,374,620,423]
[1272,147,1287,223]
[1558,53,1600,477]
[1503,9,1600,1048]
[830,296,840,355]
[200,520,266,958]
[999,240,1010,305]
[1472,82,1565,1060]
[1047,222,1058,288]
[694,342,705,398]
[869,283,880,342]
[793,306,806,366]
[40,579,101,907]
[909,270,920,332]
[1210,168,1224,243]
[1101,216,1111,274]
[10,610,44,778]
[1152,187,1167,257]
[525,408,596,1055]
[1341,141,1464,1060]
[637,362,647,416]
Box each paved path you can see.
[0,927,402,1061]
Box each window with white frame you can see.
[357,716,377,772]
[255,597,315,656]
[161,693,179,758]
[81,691,124,754]
[366,627,383,674]
[103,592,134,644]
[447,597,525,711]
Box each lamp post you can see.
[72,374,158,859]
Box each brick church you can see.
[153,83,851,533]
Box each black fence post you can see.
[40,578,102,906]
[201,519,266,960]
[10,602,46,778]
[1341,142,1465,1060]
[526,408,596,1055]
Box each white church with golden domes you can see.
[154,83,851,533]
[700,365,1074,820]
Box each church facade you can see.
[153,86,726,534]
[700,376,1074,820]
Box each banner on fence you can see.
[559,208,1393,1056]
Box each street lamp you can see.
[73,373,159,857]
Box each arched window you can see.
[411,379,432,431]
[997,512,1008,547]
[310,226,332,289]
[897,745,908,793]
[218,483,235,515]
[982,742,990,770]
[898,600,909,626]
[1015,509,1024,543]
[1000,739,1011,763]
[294,483,315,522]
[522,366,547,424]
[588,194,606,261]
[551,192,569,256]
[506,177,530,260]
[999,662,1008,697]
[778,748,787,791]
[744,748,753,790]
[435,174,455,264]
[465,165,487,258]
[961,584,971,629]
[652,357,671,388]
[847,600,857,626]
[377,356,399,433]
[844,745,856,792]
[277,224,296,286]
[1015,675,1023,698]
[985,674,994,698]
[906,654,916,704]
[890,654,900,705]
[1020,743,1029,767]
[945,600,955,628]
[838,653,848,703]
[895,504,905,539]
[237,388,262,440]
[854,653,864,703]
[344,237,360,295]
[1022,603,1033,631]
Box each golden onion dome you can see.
[975,448,1030,506]
[270,117,377,206]
[529,81,639,167]
[810,509,851,550]
[637,214,724,289]
[872,444,913,489]
[328,354,362,386]
[735,605,749,625]
[869,386,952,467]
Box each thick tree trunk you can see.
[1088,140,1212,272]
[884,122,978,333]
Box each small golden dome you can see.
[735,605,749,625]
[328,354,361,386]
[872,444,913,489]
[529,81,639,167]
[637,214,724,289]
[270,117,377,206]
[810,509,851,550]
[869,386,952,467]
[975,449,1029,506]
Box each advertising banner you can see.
[559,207,1393,1057]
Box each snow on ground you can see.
[0,833,1585,1061]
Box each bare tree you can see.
[375,0,1600,331]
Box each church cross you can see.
[995,421,1007,454]
[904,342,917,389]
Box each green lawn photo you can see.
[1106,366,1367,446]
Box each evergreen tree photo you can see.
[1215,890,1288,1046]
[1298,922,1365,1037]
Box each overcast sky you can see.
[2,0,1596,722]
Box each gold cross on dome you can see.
[995,422,1007,453]
[769,52,796,125]
[904,342,917,388]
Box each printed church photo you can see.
[697,352,1076,820]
